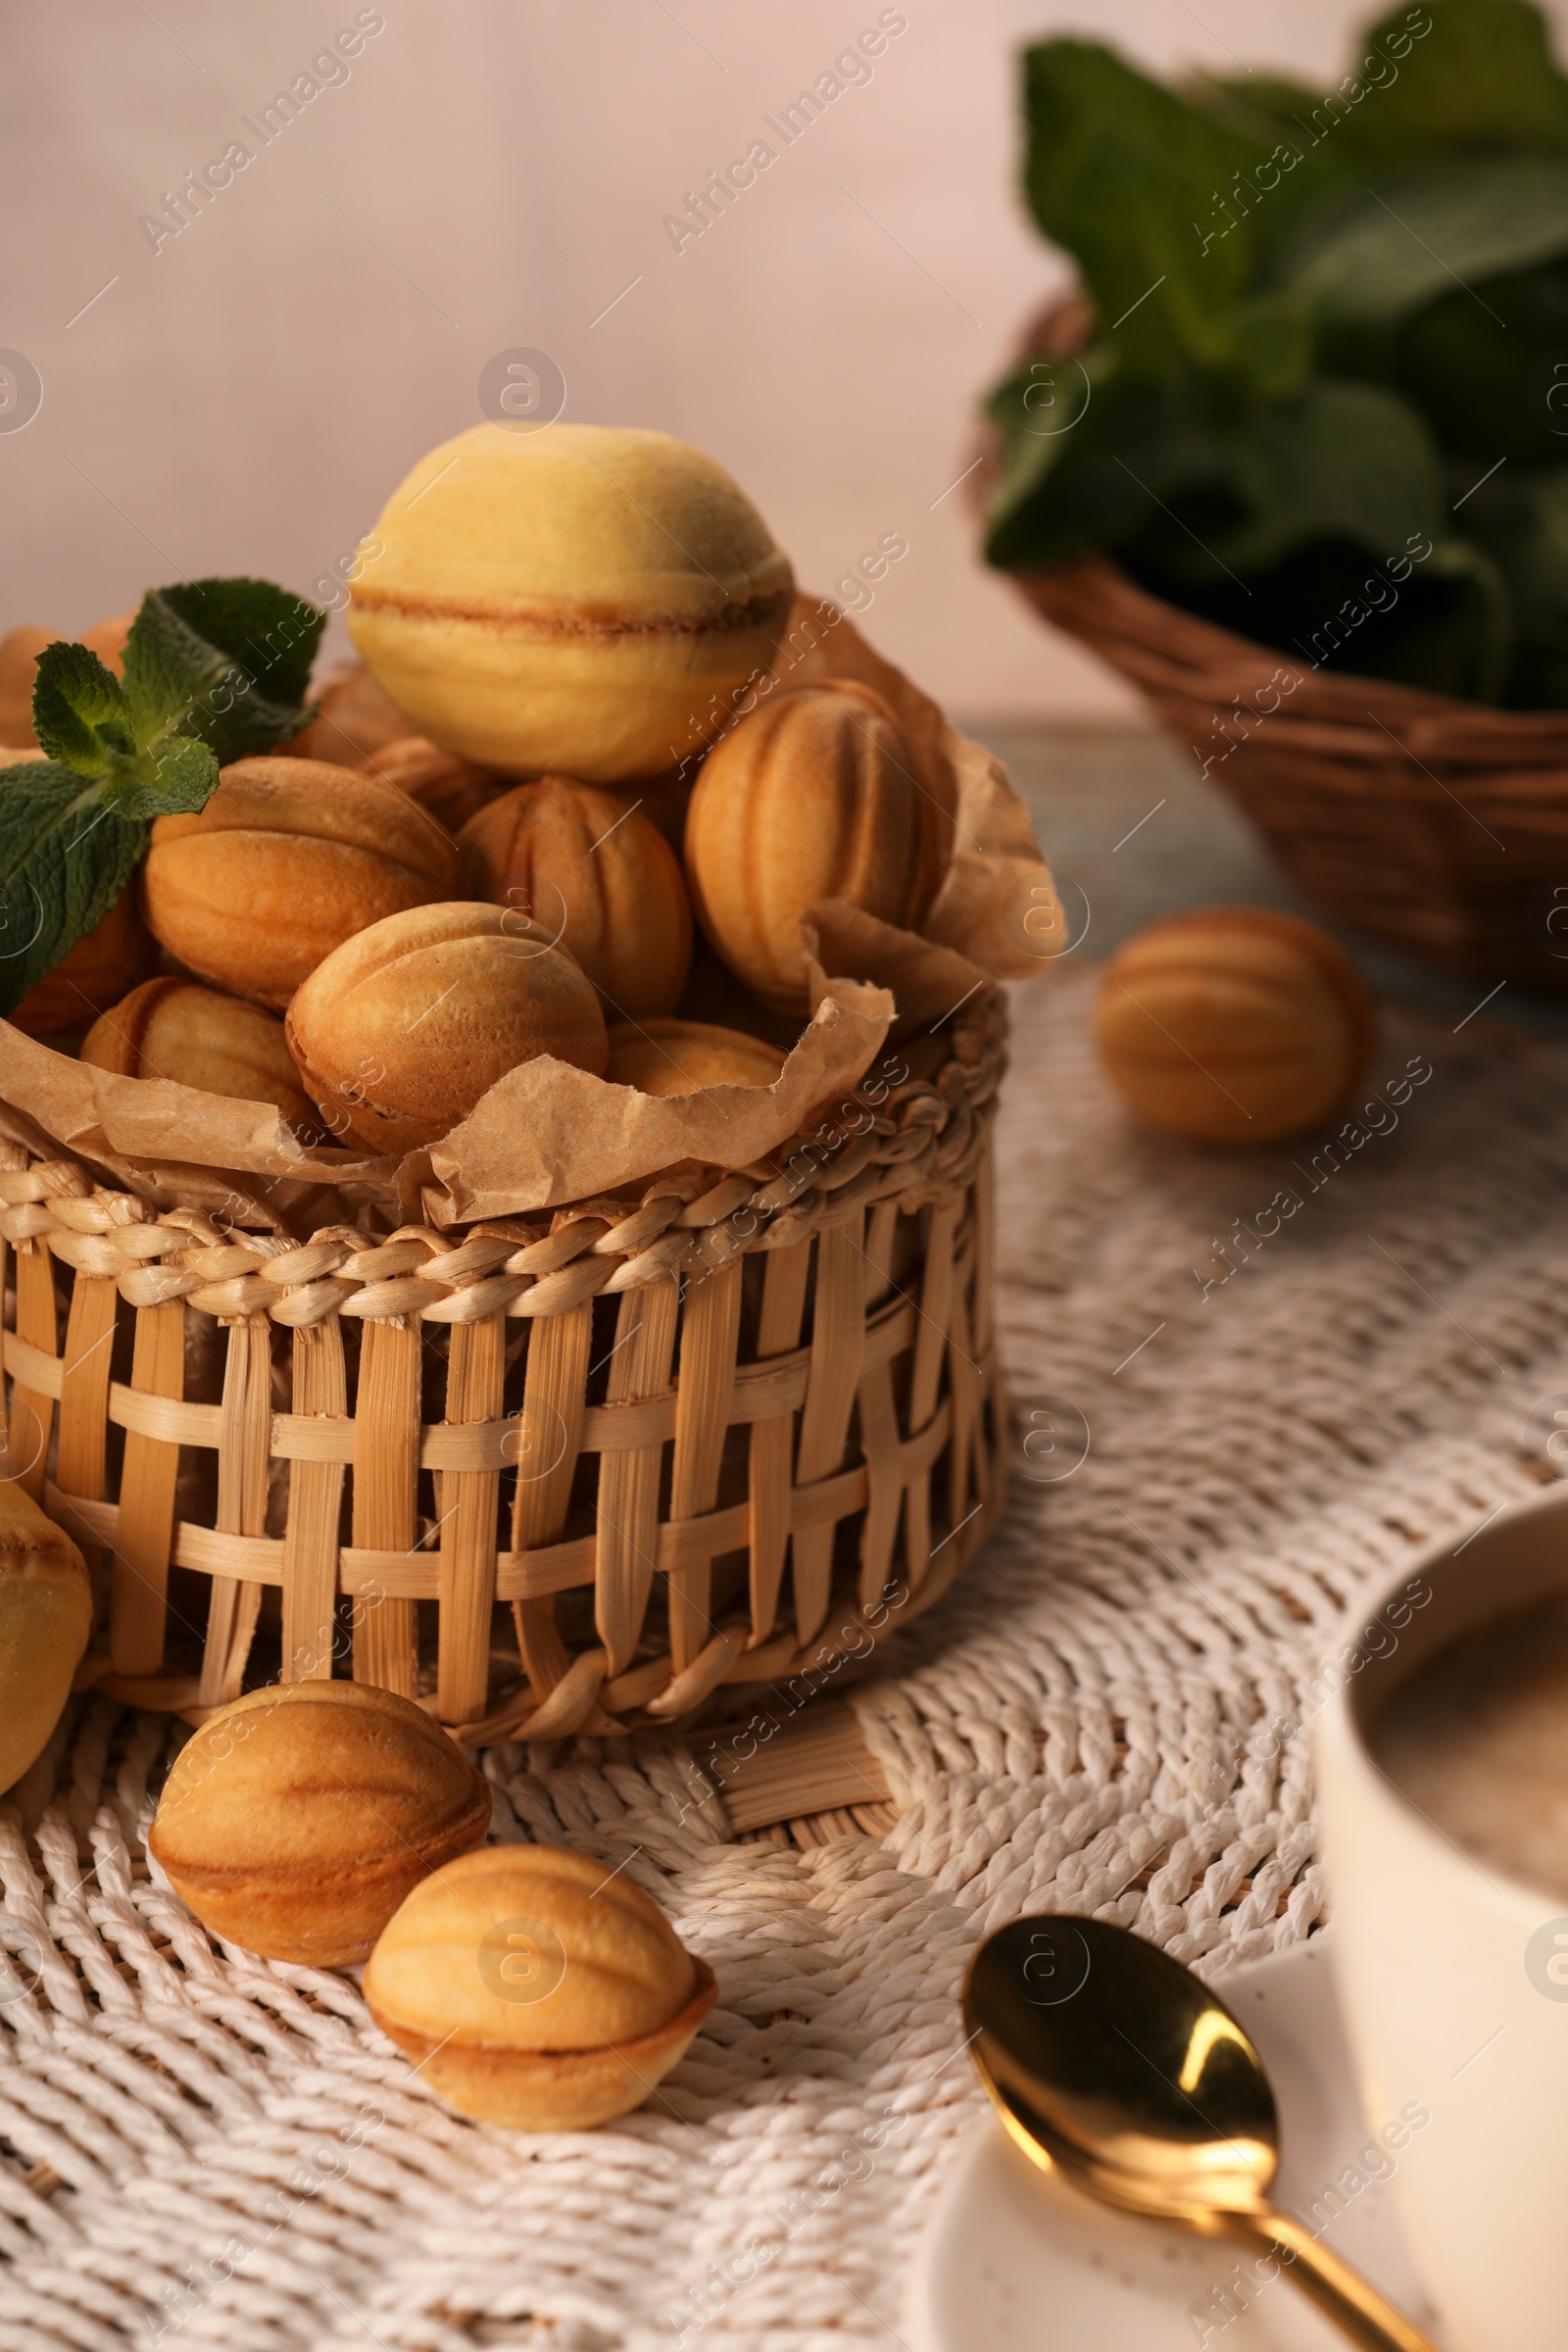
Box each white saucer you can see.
[908,1932,1450,2350]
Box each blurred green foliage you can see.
[985,0,1568,704]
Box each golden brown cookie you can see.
[9,887,156,1040]
[604,1016,786,1096]
[149,1682,492,1967]
[140,757,459,1009]
[285,900,609,1152]
[1095,908,1375,1145]
[81,977,317,1130]
[365,1844,715,2130]
[684,681,942,1010]
[460,777,692,1017]
[358,735,500,835]
[0,1483,92,1795]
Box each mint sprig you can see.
[985,1,1568,706]
[0,576,325,1019]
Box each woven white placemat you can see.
[1,963,1559,2350]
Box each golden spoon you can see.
[962,1915,1437,2352]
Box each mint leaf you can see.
[1021,42,1260,378]
[1463,464,1568,706]
[31,643,135,776]
[164,577,322,709]
[4,570,325,1023]
[988,376,1445,582]
[1361,0,1568,151]
[34,629,220,822]
[1396,264,1568,466]
[1214,379,1445,574]
[988,0,1568,707]
[102,733,218,821]
[122,577,324,764]
[0,760,144,1018]
[120,597,231,749]
[1279,157,1568,341]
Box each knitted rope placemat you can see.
[1,964,1560,2350]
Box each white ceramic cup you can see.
[1314,1482,1568,2352]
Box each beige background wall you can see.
[5,0,1559,720]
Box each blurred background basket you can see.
[2,991,1006,1745]
[1017,557,1568,990]
[983,286,1568,995]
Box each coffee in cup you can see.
[1370,1590,1568,1902]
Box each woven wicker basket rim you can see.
[1019,554,1568,770]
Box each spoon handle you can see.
[1230,2210,1439,2352]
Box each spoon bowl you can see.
[963,1915,1438,2352]
[964,1916,1277,2225]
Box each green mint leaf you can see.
[1021,41,1262,375]
[1362,0,1568,151]
[1213,378,1445,575]
[119,597,226,748]
[162,577,323,709]
[990,0,1568,706]
[0,760,144,1019]
[1279,156,1568,345]
[101,733,219,821]
[122,576,325,765]
[30,642,135,776]
[1460,464,1568,706]
[7,570,323,1011]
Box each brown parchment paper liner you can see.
[0,600,1057,1232]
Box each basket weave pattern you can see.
[1,996,1005,1743]
[1020,554,1568,986]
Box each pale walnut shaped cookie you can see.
[684,679,945,1011]
[285,900,608,1152]
[1096,907,1374,1145]
[365,1844,716,2130]
[82,978,317,1132]
[148,1683,491,1967]
[459,776,692,1018]
[140,758,460,1010]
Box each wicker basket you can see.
[1019,554,1568,989]
[3,991,1005,1744]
